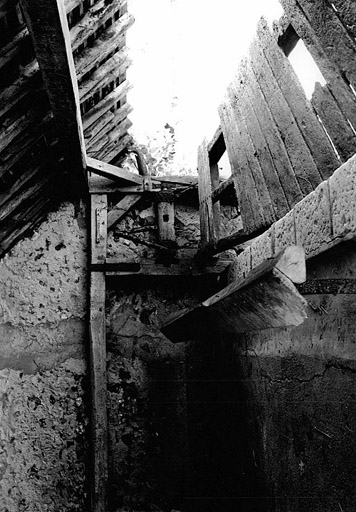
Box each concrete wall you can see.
[0,202,89,512]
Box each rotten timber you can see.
[162,246,307,343]
[20,0,87,190]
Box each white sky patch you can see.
[126,0,321,174]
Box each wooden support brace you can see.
[161,246,307,343]
[87,157,143,186]
[90,194,108,512]
[157,202,175,242]
[107,194,141,231]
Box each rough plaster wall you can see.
[0,202,89,512]
[105,200,221,512]
[234,244,356,511]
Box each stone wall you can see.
[0,202,89,512]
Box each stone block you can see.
[250,229,273,269]
[274,209,296,254]
[329,154,356,240]
[295,180,332,258]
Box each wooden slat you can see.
[87,117,132,152]
[70,0,124,51]
[20,0,87,189]
[74,13,134,82]
[82,80,132,130]
[197,139,215,249]
[227,83,276,224]
[86,103,133,148]
[90,194,108,512]
[230,73,287,219]
[161,246,307,343]
[331,0,356,39]
[280,0,356,130]
[0,26,29,70]
[250,36,320,195]
[87,157,143,185]
[0,60,40,120]
[79,50,131,103]
[311,82,356,162]
[218,97,267,232]
[107,194,141,230]
[234,64,289,218]
[243,58,303,208]
[259,18,339,180]
[93,134,132,163]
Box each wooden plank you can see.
[107,194,141,230]
[197,139,215,249]
[210,161,220,240]
[0,60,40,120]
[295,0,356,89]
[218,97,267,232]
[280,0,356,131]
[231,64,289,219]
[243,59,303,208]
[258,18,339,180]
[227,82,276,225]
[250,36,321,195]
[331,0,356,39]
[87,157,143,186]
[87,118,133,153]
[90,194,108,512]
[157,202,175,242]
[207,126,226,164]
[20,0,87,190]
[0,26,29,70]
[92,133,132,163]
[311,82,356,162]
[161,246,307,343]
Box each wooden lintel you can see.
[211,175,234,203]
[88,174,198,194]
[87,157,143,186]
[20,0,87,191]
[161,245,307,343]
[90,194,108,512]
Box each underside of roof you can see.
[0,0,134,256]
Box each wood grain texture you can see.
[250,36,321,196]
[157,201,175,242]
[280,0,356,131]
[197,139,215,248]
[20,0,87,190]
[258,18,339,180]
[107,194,141,230]
[87,157,143,186]
[90,194,108,512]
[311,82,356,162]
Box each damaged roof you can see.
[0,0,134,256]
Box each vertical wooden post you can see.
[90,194,108,512]
[198,139,215,249]
[157,201,176,242]
[210,160,221,241]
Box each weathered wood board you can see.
[197,139,215,248]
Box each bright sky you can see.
[127,0,324,174]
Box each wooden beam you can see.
[87,157,143,185]
[161,246,307,343]
[211,176,234,203]
[104,254,233,277]
[90,194,108,512]
[107,194,141,230]
[20,0,87,190]
[207,126,226,164]
[198,139,215,249]
[157,201,175,242]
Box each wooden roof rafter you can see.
[20,0,87,191]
